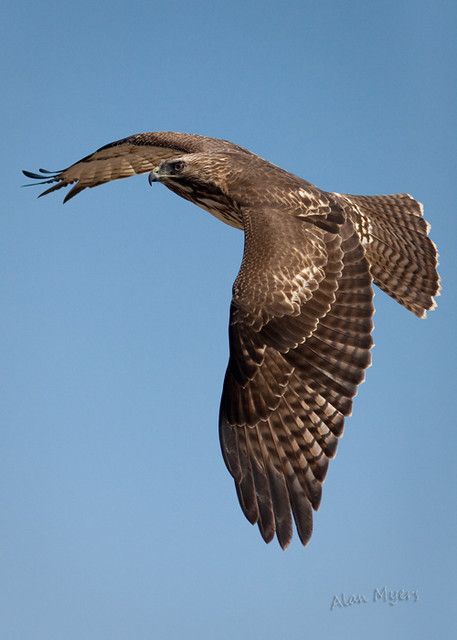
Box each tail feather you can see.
[335,192,440,317]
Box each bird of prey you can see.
[23,132,440,548]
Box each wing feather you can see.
[22,131,238,202]
[219,208,374,547]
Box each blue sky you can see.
[2,1,456,638]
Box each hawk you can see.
[23,132,440,548]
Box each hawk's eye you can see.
[170,160,185,174]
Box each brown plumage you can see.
[23,132,440,548]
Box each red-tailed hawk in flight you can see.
[23,132,440,548]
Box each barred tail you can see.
[336,192,440,318]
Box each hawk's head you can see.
[148,152,240,195]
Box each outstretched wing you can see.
[219,206,374,548]
[22,131,230,203]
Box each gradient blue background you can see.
[2,1,456,638]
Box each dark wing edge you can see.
[22,131,222,203]
[219,209,374,548]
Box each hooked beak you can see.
[148,166,161,185]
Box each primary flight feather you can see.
[23,131,440,548]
